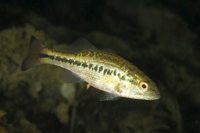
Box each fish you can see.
[21,36,160,101]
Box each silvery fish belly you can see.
[21,36,160,101]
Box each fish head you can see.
[125,75,160,100]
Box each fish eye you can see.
[139,81,148,92]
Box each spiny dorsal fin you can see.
[67,38,98,53]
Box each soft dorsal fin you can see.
[99,92,119,101]
[63,69,85,83]
[67,38,98,53]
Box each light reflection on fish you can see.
[21,36,160,101]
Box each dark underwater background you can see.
[0,0,200,133]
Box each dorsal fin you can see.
[67,38,98,53]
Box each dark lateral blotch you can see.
[82,62,89,68]
[94,65,98,71]
[89,64,93,69]
[103,69,107,75]
[99,66,103,73]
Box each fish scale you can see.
[21,36,160,100]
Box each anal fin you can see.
[99,92,119,101]
[63,69,85,83]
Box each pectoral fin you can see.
[86,84,91,90]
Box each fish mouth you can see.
[142,93,161,100]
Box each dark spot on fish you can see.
[40,54,71,63]
[82,62,88,68]
[114,70,117,76]
[89,64,93,69]
[107,69,110,75]
[130,79,134,82]
[73,61,79,65]
[39,53,52,59]
[117,73,121,77]
[73,61,82,66]
[99,66,103,73]
[122,75,126,80]
[103,69,107,75]
[40,53,73,62]
[55,56,70,63]
[94,65,98,72]
[39,53,72,63]
[110,70,113,75]
[107,69,113,75]
[68,59,74,64]
[55,56,61,61]
[76,62,82,66]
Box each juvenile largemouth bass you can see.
[21,36,160,100]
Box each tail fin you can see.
[21,36,46,71]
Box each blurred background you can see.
[0,0,200,133]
